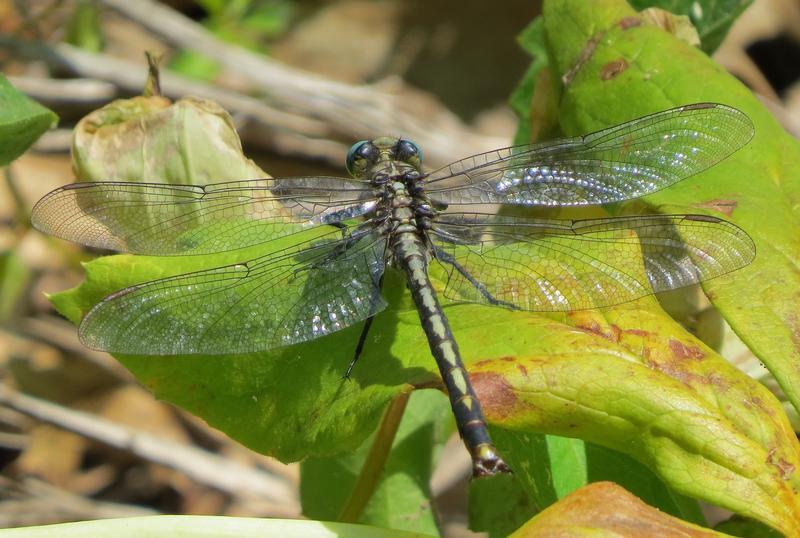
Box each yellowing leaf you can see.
[511,481,726,537]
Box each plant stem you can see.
[3,166,29,232]
[337,391,411,523]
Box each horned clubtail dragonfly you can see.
[32,103,755,476]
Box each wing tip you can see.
[681,101,756,143]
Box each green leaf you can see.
[0,75,57,166]
[242,2,292,38]
[0,515,436,538]
[628,0,752,52]
[473,434,704,531]
[52,265,426,463]
[301,390,450,534]
[545,435,588,498]
[715,515,784,537]
[475,430,586,511]
[584,443,706,525]
[543,0,800,513]
[510,18,551,145]
[53,249,800,534]
[467,432,593,535]
[169,50,221,81]
[469,471,538,537]
[468,299,800,534]
[530,0,800,531]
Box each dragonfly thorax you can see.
[345,137,435,237]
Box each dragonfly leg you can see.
[305,228,371,273]
[342,273,386,380]
[434,247,519,310]
[343,315,375,380]
[329,221,350,240]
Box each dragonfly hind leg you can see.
[342,273,385,380]
[343,314,375,379]
[434,247,519,310]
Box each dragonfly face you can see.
[31,103,757,477]
[345,137,423,180]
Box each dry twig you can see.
[15,316,134,381]
[97,0,508,165]
[0,476,156,527]
[0,385,299,513]
[7,75,117,105]
[0,36,354,163]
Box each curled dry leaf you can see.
[72,95,266,183]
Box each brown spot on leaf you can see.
[706,372,731,393]
[601,58,629,80]
[471,371,519,421]
[562,32,604,86]
[654,362,709,386]
[619,16,642,29]
[777,458,796,480]
[516,363,528,377]
[641,7,701,46]
[768,448,796,480]
[744,395,775,417]
[473,356,515,369]
[668,338,706,360]
[786,312,800,352]
[608,324,622,341]
[622,327,652,338]
[693,198,738,216]
[575,321,620,342]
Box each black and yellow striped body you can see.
[392,230,509,476]
[355,137,509,477]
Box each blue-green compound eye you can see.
[396,139,422,163]
[346,140,370,176]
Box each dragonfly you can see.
[32,102,756,477]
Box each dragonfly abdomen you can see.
[391,230,509,476]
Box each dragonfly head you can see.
[346,137,423,179]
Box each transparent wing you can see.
[426,103,753,206]
[430,212,755,311]
[31,177,374,255]
[78,227,387,355]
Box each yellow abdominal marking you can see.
[449,367,468,394]
[427,313,446,339]
[438,341,457,366]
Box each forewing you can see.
[78,228,387,355]
[426,103,753,206]
[31,177,374,255]
[431,213,755,311]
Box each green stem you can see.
[3,166,29,231]
[337,391,410,523]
